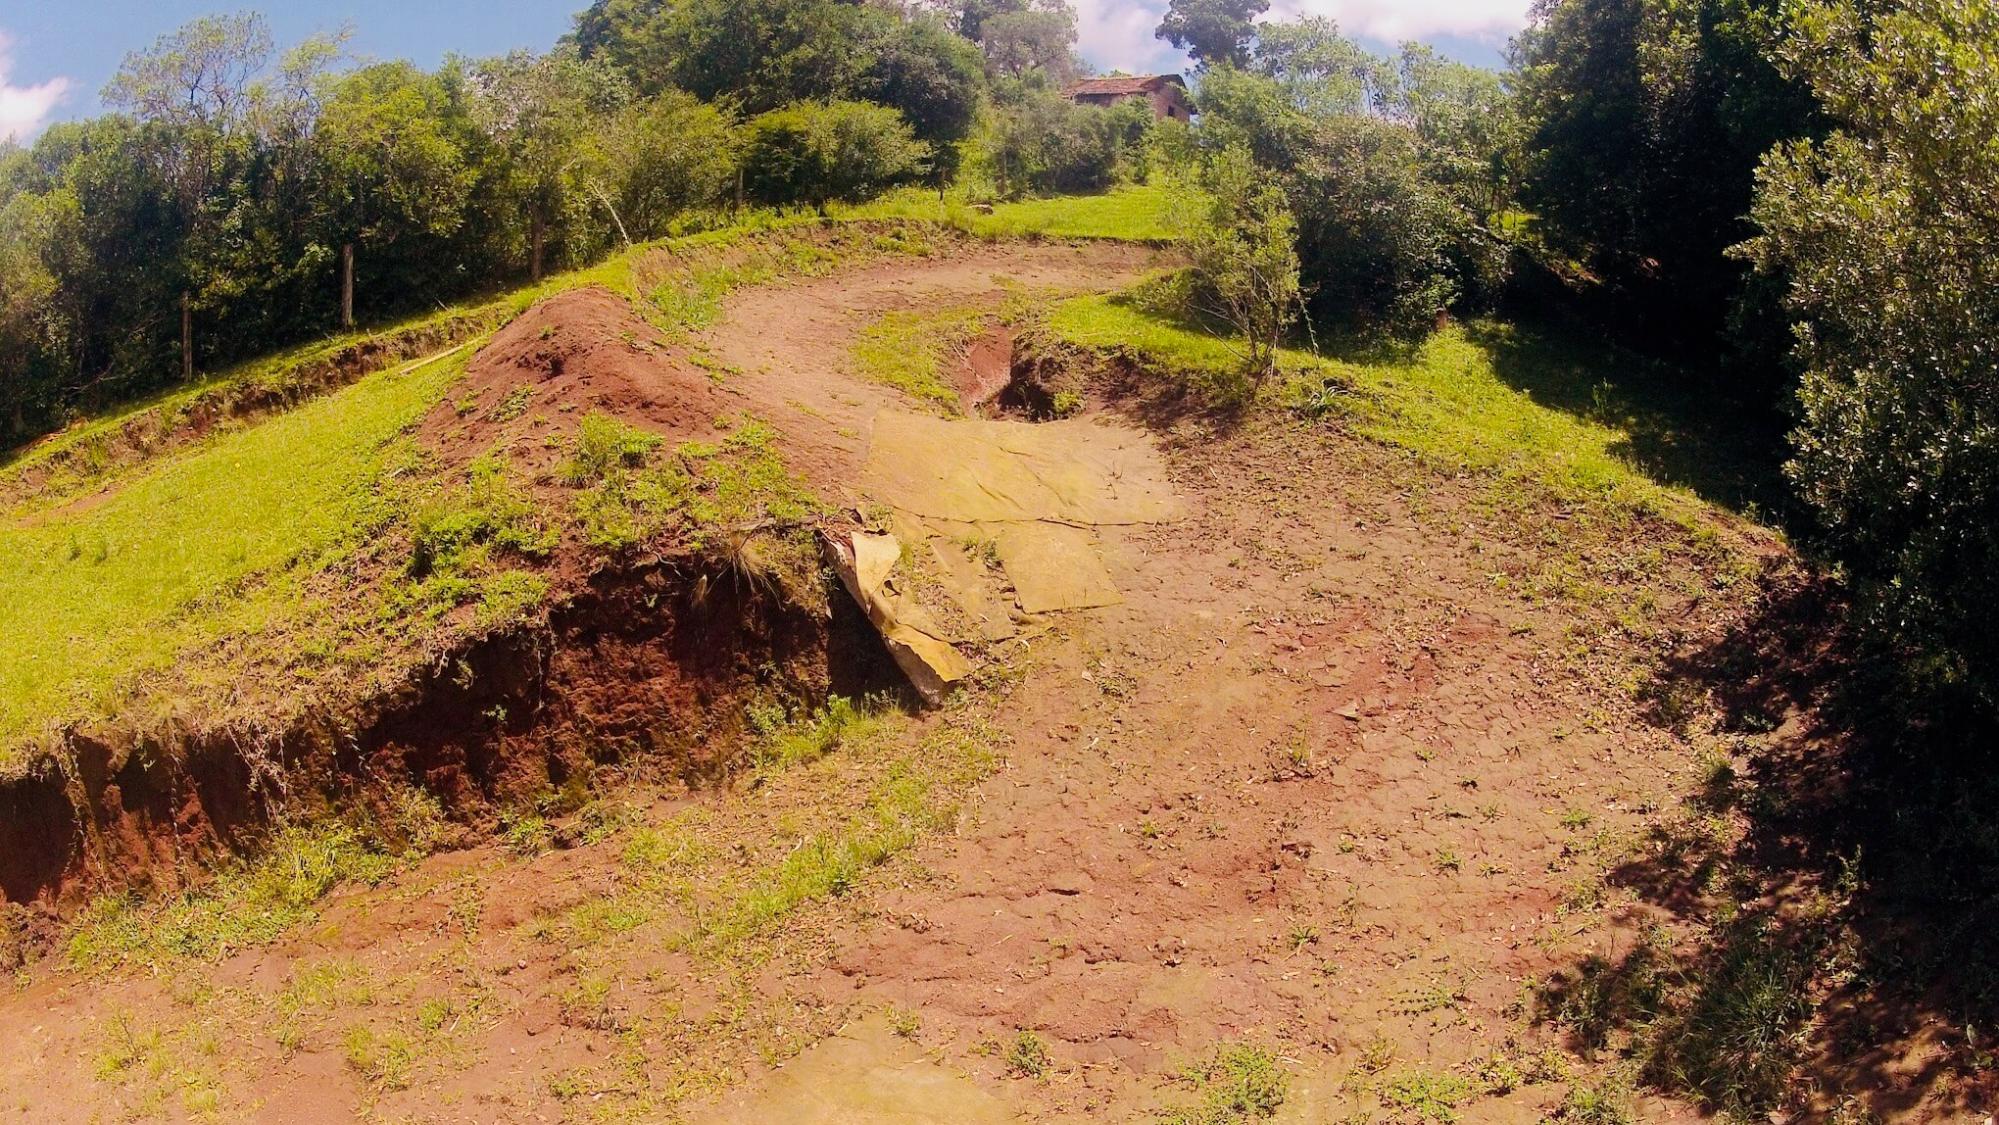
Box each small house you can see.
[1061,75,1195,122]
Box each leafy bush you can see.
[743,100,930,212]
[1287,115,1485,337]
[1196,61,1507,338]
[974,88,1154,198]
[1743,0,1999,713]
[584,90,742,241]
[1183,147,1301,384]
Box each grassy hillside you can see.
[1050,288,1776,522]
[0,187,1175,776]
[0,350,471,769]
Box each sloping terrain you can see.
[0,200,1972,1124]
[0,220,1167,915]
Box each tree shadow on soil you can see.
[1461,320,1791,518]
[1536,566,1999,1119]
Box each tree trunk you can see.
[181,291,193,382]
[341,243,355,330]
[530,215,547,283]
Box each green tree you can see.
[1395,43,1524,223]
[974,87,1151,198]
[1184,146,1301,384]
[1511,0,1818,366]
[742,100,929,212]
[468,48,630,280]
[576,90,741,243]
[1157,0,1270,68]
[1251,16,1394,115]
[1197,29,1508,336]
[1741,0,1999,711]
[865,14,988,185]
[316,63,480,314]
[570,0,984,175]
[980,6,1082,79]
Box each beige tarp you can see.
[823,529,973,704]
[862,412,1184,527]
[991,522,1121,613]
[861,409,1183,615]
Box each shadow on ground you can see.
[1536,566,1999,1119]
[1462,320,1791,518]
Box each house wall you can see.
[1147,86,1193,121]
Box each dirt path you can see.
[0,243,1754,1123]
[697,239,1165,492]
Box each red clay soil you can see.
[7,243,1951,1122]
[418,286,735,481]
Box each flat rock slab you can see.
[862,410,1183,618]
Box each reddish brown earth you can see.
[0,242,1964,1123]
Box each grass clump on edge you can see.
[563,411,823,600]
[1161,1043,1288,1124]
[850,306,992,413]
[394,453,558,625]
[748,694,894,771]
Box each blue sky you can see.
[2,0,1523,143]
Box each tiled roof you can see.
[1063,75,1182,97]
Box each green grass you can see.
[1048,287,1746,521]
[1162,1043,1288,1124]
[837,182,1181,242]
[850,306,993,412]
[0,348,471,770]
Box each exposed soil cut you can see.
[0,240,1894,1123]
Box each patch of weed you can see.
[850,306,990,413]
[1006,1030,1051,1078]
[1378,1067,1473,1123]
[68,821,399,968]
[1162,1042,1287,1124]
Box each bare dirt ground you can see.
[0,243,1808,1123]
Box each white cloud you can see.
[1072,0,1183,74]
[0,32,71,144]
[1268,0,1530,43]
[1070,0,1530,74]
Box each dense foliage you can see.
[1511,0,1819,371]
[743,100,930,212]
[1189,20,1518,337]
[1742,0,1999,712]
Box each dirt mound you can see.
[0,287,846,915]
[420,286,738,475]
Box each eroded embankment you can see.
[0,233,1168,947]
[0,548,898,933]
[0,281,883,929]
